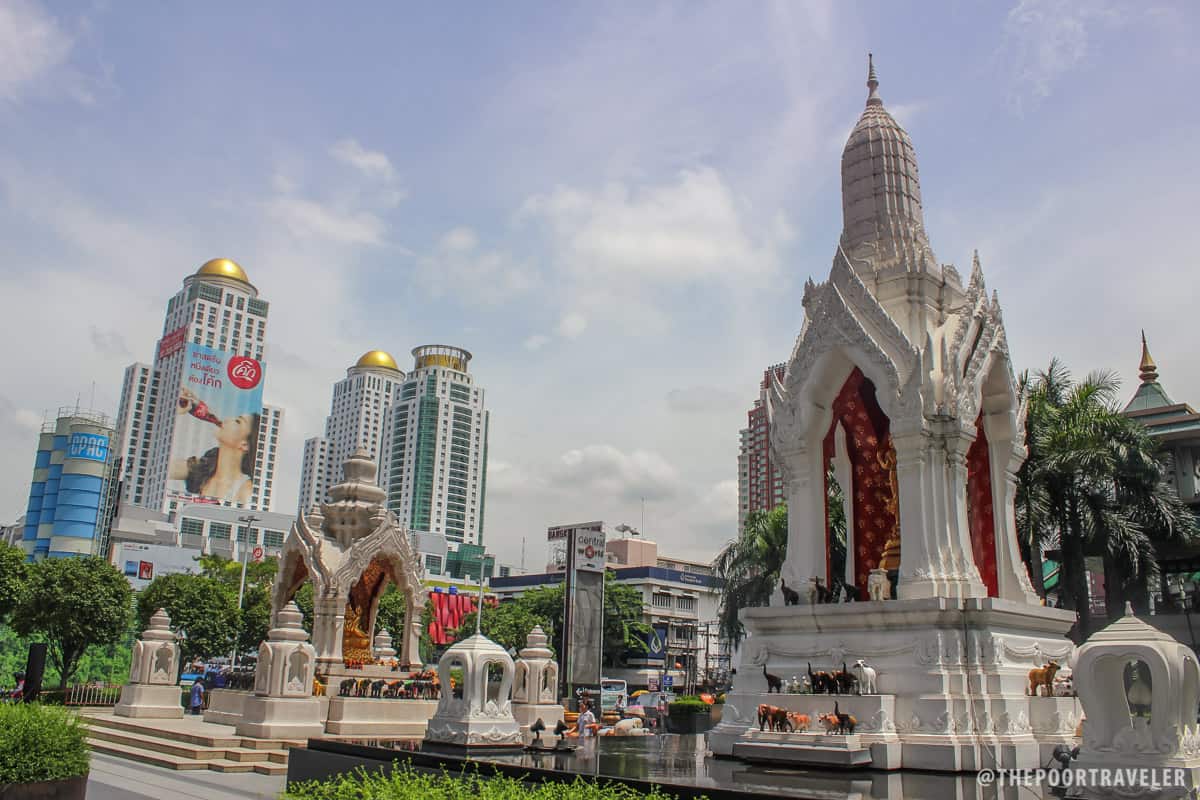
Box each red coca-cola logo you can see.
[227,356,262,390]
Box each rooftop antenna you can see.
[641,497,645,538]
[521,536,526,572]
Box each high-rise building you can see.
[386,345,489,545]
[737,364,786,531]
[112,258,281,518]
[20,407,118,560]
[297,350,406,514]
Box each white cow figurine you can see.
[853,659,877,695]
[1052,666,1074,697]
[867,568,890,601]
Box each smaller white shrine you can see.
[236,601,325,739]
[373,628,397,662]
[114,608,183,719]
[1072,603,1200,798]
[511,625,564,743]
[423,612,523,751]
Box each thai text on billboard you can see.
[167,343,265,505]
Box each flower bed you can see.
[284,765,698,800]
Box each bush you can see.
[284,764,692,800]
[667,696,709,715]
[0,703,90,784]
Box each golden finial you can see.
[1139,329,1158,384]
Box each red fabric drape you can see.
[966,415,999,596]
[823,368,899,593]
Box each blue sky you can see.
[2,0,1198,565]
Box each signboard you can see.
[252,546,264,563]
[574,528,606,572]
[166,343,265,505]
[67,433,109,463]
[114,542,200,589]
[547,521,602,542]
[647,677,659,691]
[663,675,674,688]
[158,326,188,360]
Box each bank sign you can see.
[67,433,109,463]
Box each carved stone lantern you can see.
[511,625,564,742]
[236,601,325,739]
[373,628,397,662]
[423,630,523,751]
[1073,603,1200,796]
[114,608,183,718]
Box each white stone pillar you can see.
[941,422,988,599]
[778,444,828,602]
[313,592,346,672]
[115,609,185,719]
[832,424,856,588]
[894,430,941,600]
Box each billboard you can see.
[167,343,265,505]
[114,542,201,589]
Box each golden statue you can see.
[876,439,901,571]
[342,603,374,663]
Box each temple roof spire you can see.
[867,53,881,106]
[1139,330,1159,384]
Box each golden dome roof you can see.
[196,258,250,284]
[355,350,401,372]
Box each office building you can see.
[111,258,282,518]
[737,364,787,531]
[297,351,406,514]
[385,345,489,545]
[20,408,118,560]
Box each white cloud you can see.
[0,0,72,102]
[550,445,683,502]
[416,226,535,305]
[556,312,587,339]
[267,195,388,246]
[521,167,789,287]
[330,138,396,183]
[522,334,550,351]
[1001,0,1123,107]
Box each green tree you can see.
[11,557,132,689]
[374,585,407,645]
[136,573,238,665]
[0,542,27,621]
[459,599,542,653]
[602,574,651,667]
[1016,361,1197,638]
[714,505,788,645]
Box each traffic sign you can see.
[663,675,674,688]
[252,546,264,563]
[647,677,659,691]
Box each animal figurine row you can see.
[818,702,857,734]
[337,670,441,699]
[765,660,879,695]
[780,578,864,606]
[757,703,810,732]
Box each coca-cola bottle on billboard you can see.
[178,389,221,425]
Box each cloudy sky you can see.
[2,0,1197,567]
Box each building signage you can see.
[547,521,602,542]
[67,432,109,463]
[157,326,188,360]
[574,528,607,572]
[166,343,266,506]
[115,542,200,589]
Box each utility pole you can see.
[230,514,260,669]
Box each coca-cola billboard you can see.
[166,343,266,505]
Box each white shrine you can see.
[114,608,183,719]
[709,57,1079,771]
[423,609,524,752]
[237,601,325,739]
[511,624,565,743]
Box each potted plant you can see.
[0,703,90,800]
[666,695,713,734]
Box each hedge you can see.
[284,765,699,800]
[0,703,90,784]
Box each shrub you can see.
[667,696,709,715]
[284,764,694,800]
[0,703,90,784]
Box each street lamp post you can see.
[230,514,260,670]
[1170,577,1197,652]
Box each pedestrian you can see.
[577,700,597,742]
[189,678,205,715]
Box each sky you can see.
[2,0,1198,569]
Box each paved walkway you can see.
[87,752,286,800]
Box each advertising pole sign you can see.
[562,525,606,705]
[167,343,265,506]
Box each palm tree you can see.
[1016,360,1197,639]
[714,505,787,645]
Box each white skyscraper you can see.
[296,351,405,514]
[385,345,489,545]
[112,258,282,516]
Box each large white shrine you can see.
[709,57,1079,771]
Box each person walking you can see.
[188,679,206,716]
[577,700,597,743]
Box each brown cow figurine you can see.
[1027,660,1061,697]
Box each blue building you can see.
[21,408,118,560]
